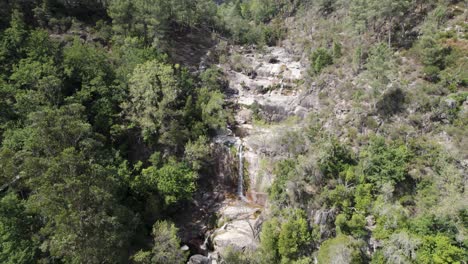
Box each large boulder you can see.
[187,254,211,264]
[211,202,261,255]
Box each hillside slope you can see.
[0,1,466,264]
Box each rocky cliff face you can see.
[226,45,307,200]
[175,35,314,261]
[205,44,309,258]
[183,5,468,263]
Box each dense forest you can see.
[0,0,466,263]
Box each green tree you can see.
[0,82,17,136]
[360,137,411,189]
[326,184,353,213]
[416,235,465,264]
[348,214,367,238]
[381,231,421,264]
[123,60,192,149]
[349,0,371,34]
[107,0,136,37]
[0,10,28,76]
[309,48,333,75]
[21,104,93,157]
[10,53,62,114]
[27,148,132,263]
[132,221,187,264]
[318,0,337,15]
[133,0,171,45]
[350,0,411,45]
[0,102,134,263]
[0,192,38,264]
[317,235,364,264]
[196,87,226,131]
[365,43,396,86]
[268,159,296,204]
[63,39,120,134]
[317,138,355,181]
[194,0,218,28]
[183,135,211,171]
[278,210,311,263]
[373,201,409,239]
[260,217,281,263]
[332,41,342,59]
[221,246,262,264]
[140,159,197,206]
[417,36,452,82]
[354,183,373,212]
[109,0,216,46]
[63,39,113,86]
[113,37,162,82]
[0,1,11,30]
[335,213,367,238]
[371,0,411,46]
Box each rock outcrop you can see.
[207,45,307,258]
[187,254,211,264]
[212,201,262,254]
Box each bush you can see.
[359,136,411,189]
[260,210,313,263]
[365,43,396,85]
[317,138,355,180]
[132,221,188,264]
[260,218,281,263]
[422,65,441,82]
[263,20,287,46]
[317,235,365,263]
[333,41,342,58]
[139,159,197,206]
[217,0,288,46]
[417,36,452,82]
[310,48,333,74]
[318,0,337,15]
[416,235,465,264]
[269,159,296,203]
[277,210,312,263]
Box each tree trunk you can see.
[388,18,392,47]
[144,22,148,45]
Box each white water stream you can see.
[237,142,244,199]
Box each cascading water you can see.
[200,233,210,251]
[237,142,245,199]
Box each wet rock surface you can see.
[179,44,308,260]
[208,45,308,257]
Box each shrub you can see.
[310,48,333,75]
[416,235,465,264]
[278,210,311,262]
[139,159,197,206]
[317,138,355,180]
[317,235,365,264]
[132,221,188,264]
[360,136,411,189]
[269,159,296,203]
[422,65,441,82]
[366,43,396,85]
[333,41,342,58]
[260,218,281,263]
[417,36,452,82]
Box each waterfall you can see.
[237,142,244,198]
[200,233,210,251]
